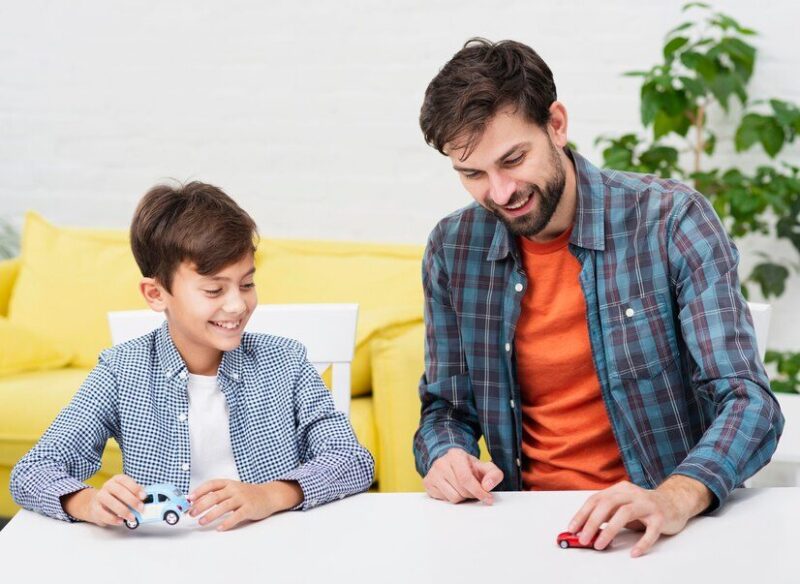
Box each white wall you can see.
[1,0,798,348]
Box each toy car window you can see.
[158,494,167,503]
[144,494,154,504]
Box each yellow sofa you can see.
[0,212,432,517]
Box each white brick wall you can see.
[1,0,798,348]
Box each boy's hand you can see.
[188,479,304,531]
[62,474,146,527]
[423,447,503,505]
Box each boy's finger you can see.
[190,488,233,516]
[218,509,246,532]
[114,475,146,500]
[107,481,144,513]
[97,495,130,523]
[189,479,228,501]
[199,498,238,526]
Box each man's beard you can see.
[486,141,566,238]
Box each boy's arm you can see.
[10,360,119,521]
[275,357,375,510]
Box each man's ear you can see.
[139,277,168,312]
[547,101,569,149]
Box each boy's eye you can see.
[241,283,256,290]
[204,289,223,296]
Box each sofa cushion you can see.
[370,321,490,492]
[0,317,72,376]
[8,212,147,368]
[255,238,424,396]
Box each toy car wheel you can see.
[559,540,569,549]
[124,517,139,530]
[164,511,180,525]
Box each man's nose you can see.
[487,173,517,206]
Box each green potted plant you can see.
[594,2,800,393]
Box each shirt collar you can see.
[155,320,243,383]
[486,148,606,262]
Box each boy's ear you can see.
[139,277,168,312]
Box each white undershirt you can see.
[187,373,240,493]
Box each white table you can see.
[0,489,795,583]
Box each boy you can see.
[10,181,374,530]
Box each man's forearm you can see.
[657,474,713,519]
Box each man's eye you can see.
[463,171,482,180]
[505,154,524,166]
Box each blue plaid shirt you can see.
[413,150,784,509]
[11,322,374,521]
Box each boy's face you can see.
[141,253,257,374]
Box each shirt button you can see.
[504,343,511,352]
[510,399,515,409]
[625,308,635,318]
[514,283,523,292]
[181,463,190,471]
[515,458,521,467]
[232,372,239,380]
[178,413,187,422]
[179,371,187,380]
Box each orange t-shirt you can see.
[515,227,628,491]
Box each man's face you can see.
[161,253,257,363]
[447,106,566,238]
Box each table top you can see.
[0,488,794,583]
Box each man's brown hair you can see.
[419,38,557,159]
[130,181,258,293]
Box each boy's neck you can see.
[168,330,223,377]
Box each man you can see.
[413,38,783,558]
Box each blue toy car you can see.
[124,484,190,529]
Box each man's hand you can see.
[423,448,503,504]
[188,479,303,531]
[567,476,713,557]
[61,474,146,527]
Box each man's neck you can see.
[526,151,578,244]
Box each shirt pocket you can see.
[601,293,679,379]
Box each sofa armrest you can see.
[0,258,20,316]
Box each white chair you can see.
[744,303,800,486]
[107,304,358,415]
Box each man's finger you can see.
[594,503,636,550]
[472,460,503,491]
[437,477,466,504]
[631,522,662,557]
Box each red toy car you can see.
[556,531,601,549]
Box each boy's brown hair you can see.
[130,181,258,293]
[420,38,557,159]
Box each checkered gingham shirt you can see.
[413,149,784,510]
[11,322,374,521]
